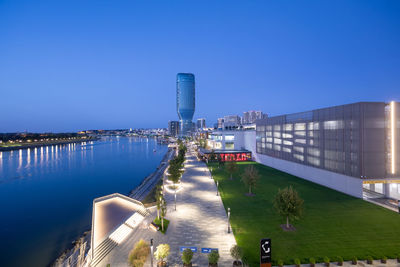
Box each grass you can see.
[208,161,400,266]
[153,218,170,234]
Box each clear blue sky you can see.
[1,0,399,132]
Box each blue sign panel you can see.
[201,248,218,253]
[180,246,197,252]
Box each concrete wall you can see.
[255,153,364,198]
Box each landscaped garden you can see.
[208,161,400,266]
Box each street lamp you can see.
[174,187,177,211]
[227,207,231,233]
[216,181,219,196]
[150,238,154,267]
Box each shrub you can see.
[128,239,150,267]
[337,256,343,266]
[294,258,301,267]
[230,245,243,262]
[381,256,387,263]
[324,256,330,267]
[397,254,400,263]
[351,256,357,265]
[208,251,220,265]
[277,259,284,267]
[154,244,170,265]
[182,248,193,265]
[366,256,373,264]
[309,257,316,267]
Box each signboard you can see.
[260,238,271,267]
[180,246,197,253]
[201,248,219,253]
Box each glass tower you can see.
[176,73,195,136]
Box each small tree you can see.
[241,165,260,195]
[273,186,304,228]
[182,248,194,266]
[128,239,150,267]
[155,186,163,220]
[225,161,239,180]
[208,250,220,266]
[154,244,170,266]
[160,197,167,231]
[230,245,243,265]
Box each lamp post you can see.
[227,207,231,233]
[174,187,177,211]
[216,181,219,196]
[150,238,154,267]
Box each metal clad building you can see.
[256,102,400,198]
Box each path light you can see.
[228,207,231,233]
[216,181,219,196]
[150,239,154,267]
[174,187,177,211]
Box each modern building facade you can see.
[255,102,400,198]
[223,115,241,129]
[197,118,206,130]
[168,121,180,137]
[243,110,264,124]
[176,73,195,136]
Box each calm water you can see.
[0,137,167,267]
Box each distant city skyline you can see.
[1,0,399,132]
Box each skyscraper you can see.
[176,73,195,136]
[168,121,180,137]
[197,118,206,130]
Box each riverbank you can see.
[51,145,173,267]
[0,137,99,151]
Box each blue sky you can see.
[1,0,399,132]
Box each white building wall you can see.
[255,153,363,198]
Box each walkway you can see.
[97,148,236,266]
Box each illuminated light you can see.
[109,224,133,244]
[391,101,396,174]
[125,212,145,228]
[165,184,183,193]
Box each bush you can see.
[309,257,316,267]
[182,248,193,265]
[128,239,150,267]
[208,251,220,265]
[351,256,357,265]
[324,256,330,267]
[366,256,373,264]
[294,258,301,267]
[381,256,387,263]
[397,254,400,263]
[337,256,343,266]
[277,259,284,267]
[154,244,170,265]
[230,245,243,261]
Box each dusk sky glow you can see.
[1,0,399,132]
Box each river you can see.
[0,137,168,267]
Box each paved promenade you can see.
[98,148,236,267]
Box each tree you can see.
[155,185,163,220]
[273,186,304,228]
[241,165,260,195]
[154,244,170,266]
[160,197,167,231]
[225,161,239,180]
[230,245,243,264]
[128,239,150,267]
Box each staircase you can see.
[90,238,118,267]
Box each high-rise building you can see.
[168,121,180,137]
[224,115,241,129]
[217,118,224,129]
[197,118,206,130]
[243,110,264,124]
[176,73,195,136]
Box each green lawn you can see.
[208,162,400,266]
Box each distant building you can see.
[197,118,206,130]
[168,121,180,137]
[176,73,195,136]
[224,115,241,129]
[243,110,264,124]
[217,118,224,130]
